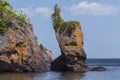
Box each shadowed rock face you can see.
[0,19,49,72]
[51,21,87,71]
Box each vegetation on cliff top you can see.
[0,0,13,33]
[0,0,29,35]
[61,21,80,30]
[51,4,64,31]
[40,44,45,52]
[51,4,80,32]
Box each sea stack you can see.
[51,21,87,71]
[50,4,87,71]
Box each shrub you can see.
[0,0,12,33]
[61,21,79,30]
[0,0,30,35]
[17,10,28,23]
[40,44,45,52]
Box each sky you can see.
[8,0,120,58]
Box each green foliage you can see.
[0,0,30,35]
[51,4,80,33]
[40,44,45,52]
[17,10,29,23]
[61,21,80,30]
[0,0,13,33]
[51,4,64,31]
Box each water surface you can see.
[0,59,120,80]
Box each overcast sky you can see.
[8,0,120,58]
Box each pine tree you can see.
[51,4,64,31]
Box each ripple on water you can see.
[0,66,120,80]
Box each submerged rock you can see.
[51,21,87,71]
[91,66,106,71]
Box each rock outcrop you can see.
[51,21,87,71]
[0,21,49,72]
[91,66,106,71]
[0,5,49,72]
[42,48,54,62]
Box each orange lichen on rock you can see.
[75,26,84,48]
[8,42,16,48]
[15,47,27,55]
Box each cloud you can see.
[35,7,51,18]
[17,7,51,18]
[70,1,119,16]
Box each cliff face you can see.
[0,18,49,72]
[42,48,54,62]
[51,21,87,71]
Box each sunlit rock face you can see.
[51,21,87,71]
[0,18,49,72]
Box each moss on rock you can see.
[61,21,80,30]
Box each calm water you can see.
[0,59,120,80]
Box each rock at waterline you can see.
[91,66,106,71]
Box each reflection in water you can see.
[0,73,38,80]
[60,71,84,80]
[0,71,84,80]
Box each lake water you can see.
[0,59,120,80]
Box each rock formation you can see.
[51,21,88,71]
[0,22,50,72]
[51,4,106,72]
[0,0,49,72]
[39,44,54,62]
[91,66,106,71]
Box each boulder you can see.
[91,66,106,71]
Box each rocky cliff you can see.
[0,22,49,72]
[0,1,49,72]
[51,21,87,71]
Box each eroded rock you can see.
[51,21,87,71]
[0,20,49,72]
